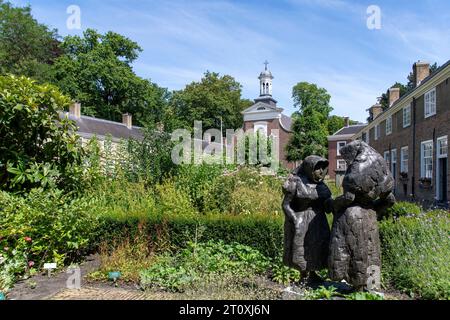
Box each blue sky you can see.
[9,0,450,122]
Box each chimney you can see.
[69,102,81,119]
[389,87,401,107]
[413,61,430,87]
[344,117,350,127]
[122,113,132,129]
[369,103,383,120]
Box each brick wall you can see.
[244,118,296,170]
[365,76,450,206]
[328,139,352,180]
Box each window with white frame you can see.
[337,141,347,156]
[403,105,411,128]
[337,159,347,171]
[421,141,433,178]
[425,88,436,118]
[375,125,380,140]
[437,136,448,158]
[391,149,397,177]
[384,151,390,167]
[401,147,409,173]
[386,116,392,135]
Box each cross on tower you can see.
[264,60,269,71]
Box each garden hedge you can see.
[98,213,284,259]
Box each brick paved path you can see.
[48,286,169,300]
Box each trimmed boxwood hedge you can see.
[98,213,284,259]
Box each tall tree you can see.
[52,29,168,126]
[169,71,253,131]
[291,82,333,120]
[286,82,333,161]
[0,1,60,82]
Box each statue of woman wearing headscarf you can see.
[282,156,333,282]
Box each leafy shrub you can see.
[203,167,283,215]
[92,179,156,221]
[174,164,224,212]
[305,286,338,300]
[141,255,197,292]
[140,241,271,292]
[155,180,198,217]
[380,211,450,299]
[0,75,84,192]
[345,291,384,300]
[385,202,422,219]
[229,184,282,216]
[89,165,285,258]
[127,130,176,185]
[271,260,301,285]
[0,189,99,290]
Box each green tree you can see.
[291,82,333,120]
[52,29,168,126]
[169,71,253,132]
[286,109,329,161]
[286,82,333,161]
[0,75,83,192]
[0,1,60,82]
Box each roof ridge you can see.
[332,124,367,136]
[61,111,142,129]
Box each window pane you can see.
[438,138,448,156]
[401,147,409,173]
[391,150,397,163]
[421,142,433,178]
[386,117,392,134]
[403,106,411,127]
[337,160,347,171]
[425,89,437,117]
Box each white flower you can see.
[0,255,5,265]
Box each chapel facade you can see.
[241,62,295,169]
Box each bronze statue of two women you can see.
[282,141,395,291]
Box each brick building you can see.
[242,62,295,169]
[353,60,450,207]
[327,119,366,181]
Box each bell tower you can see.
[259,60,274,96]
[255,60,277,107]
